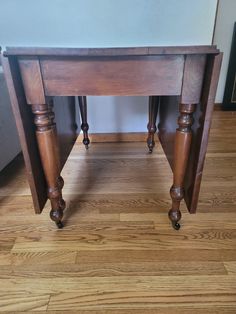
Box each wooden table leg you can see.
[31,104,66,228]
[48,99,65,210]
[78,96,90,149]
[169,103,196,230]
[147,96,159,153]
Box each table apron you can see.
[39,55,184,97]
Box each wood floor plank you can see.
[0,261,226,277]
[224,262,236,274]
[10,251,77,266]
[0,252,12,266]
[221,250,236,261]
[76,249,223,263]
[11,228,236,253]
[47,275,236,310]
[4,308,236,314]
[0,292,50,312]
[1,275,235,296]
[0,220,155,236]
[121,212,236,230]
[0,237,16,251]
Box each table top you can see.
[4,45,220,57]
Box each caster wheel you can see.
[83,138,90,149]
[172,222,181,230]
[56,221,64,229]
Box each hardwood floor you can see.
[0,110,236,313]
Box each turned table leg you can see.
[169,103,196,230]
[32,104,66,228]
[48,100,65,214]
[78,96,90,149]
[147,96,159,153]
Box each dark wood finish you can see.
[159,55,206,169]
[40,56,184,96]
[52,96,78,170]
[222,22,236,110]
[78,96,90,149]
[18,57,46,104]
[2,46,222,229]
[1,56,78,214]
[180,55,206,104]
[148,46,219,55]
[31,104,65,228]
[1,55,47,213]
[4,45,219,56]
[169,103,196,229]
[159,53,223,214]
[185,53,223,212]
[147,96,159,152]
[158,96,177,168]
[48,100,60,174]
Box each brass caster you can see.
[83,138,90,149]
[56,221,64,229]
[147,141,154,153]
[172,222,181,230]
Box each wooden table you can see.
[2,46,222,229]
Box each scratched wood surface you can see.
[0,110,236,313]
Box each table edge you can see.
[3,45,220,57]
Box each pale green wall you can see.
[0,0,217,48]
[0,0,218,133]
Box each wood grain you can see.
[4,45,219,56]
[0,110,236,312]
[1,55,48,213]
[158,53,222,214]
[3,46,221,221]
[18,57,46,104]
[40,56,184,96]
[77,132,153,143]
[180,54,206,104]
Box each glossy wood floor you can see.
[0,110,236,313]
